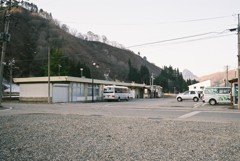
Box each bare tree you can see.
[61,24,69,33]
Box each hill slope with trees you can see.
[0,5,161,81]
[0,2,197,92]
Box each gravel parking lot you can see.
[0,113,240,160]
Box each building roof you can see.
[13,76,157,88]
[228,78,238,83]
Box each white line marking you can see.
[202,103,207,106]
[193,102,202,108]
[178,111,201,119]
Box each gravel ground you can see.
[0,113,240,161]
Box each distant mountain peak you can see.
[182,69,198,80]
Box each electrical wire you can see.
[62,15,234,26]
[174,15,233,23]
[127,32,220,48]
[157,33,235,47]
[127,31,232,48]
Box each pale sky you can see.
[30,0,240,77]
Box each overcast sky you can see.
[30,0,240,77]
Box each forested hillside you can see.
[0,2,197,92]
[0,5,161,81]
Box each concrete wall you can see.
[19,83,52,102]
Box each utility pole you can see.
[48,47,51,103]
[238,14,240,110]
[229,14,240,109]
[8,58,15,100]
[0,1,13,106]
[91,62,99,102]
[150,73,154,98]
[224,65,229,87]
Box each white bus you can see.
[202,87,231,105]
[103,85,130,101]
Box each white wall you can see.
[20,83,52,97]
[189,80,211,91]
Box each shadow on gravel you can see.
[0,106,10,110]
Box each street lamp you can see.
[150,73,155,98]
[80,68,83,77]
[92,62,99,102]
[58,64,62,76]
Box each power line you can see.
[62,15,233,26]
[155,33,235,47]
[175,15,233,23]
[127,31,231,48]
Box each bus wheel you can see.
[209,99,216,105]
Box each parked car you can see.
[176,90,201,102]
[202,87,231,105]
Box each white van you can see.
[202,87,231,105]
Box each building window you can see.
[88,84,100,96]
[95,85,100,96]
[88,84,92,96]
[80,83,84,96]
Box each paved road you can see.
[1,98,240,160]
[1,98,240,123]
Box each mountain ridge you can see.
[0,6,162,82]
[183,68,236,86]
[2,4,233,91]
[197,69,236,86]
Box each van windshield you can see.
[103,88,114,93]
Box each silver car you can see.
[176,90,200,102]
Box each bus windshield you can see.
[103,87,114,93]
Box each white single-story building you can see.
[14,76,163,103]
[188,80,211,91]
